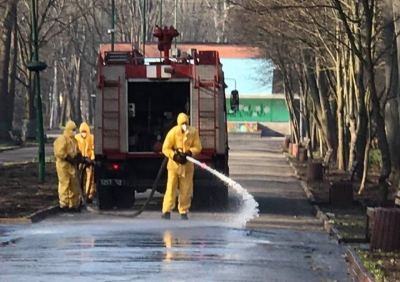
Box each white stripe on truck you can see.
[161,66,172,78]
[146,65,157,78]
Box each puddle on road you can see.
[1,158,262,254]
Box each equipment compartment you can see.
[127,80,191,153]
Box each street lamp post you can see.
[141,0,146,57]
[174,0,177,47]
[225,78,237,90]
[26,0,47,182]
[160,0,163,26]
[110,0,115,51]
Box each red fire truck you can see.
[94,25,239,210]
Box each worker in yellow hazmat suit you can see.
[161,113,202,220]
[75,122,95,204]
[53,120,81,212]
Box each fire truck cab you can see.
[94,25,238,210]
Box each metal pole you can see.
[174,0,177,47]
[142,0,146,57]
[225,78,236,90]
[30,0,45,182]
[160,0,162,26]
[111,0,115,51]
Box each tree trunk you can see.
[362,0,391,184]
[336,47,345,170]
[0,3,14,139]
[302,50,336,153]
[73,56,83,125]
[6,2,17,130]
[347,47,358,170]
[383,2,400,186]
[355,55,368,179]
[392,0,400,199]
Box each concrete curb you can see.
[0,237,23,248]
[0,159,56,167]
[285,156,344,242]
[0,143,38,154]
[86,205,104,215]
[0,147,20,153]
[299,180,316,203]
[28,206,60,223]
[0,160,31,167]
[284,153,375,282]
[0,206,59,224]
[346,248,376,282]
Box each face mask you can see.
[81,132,87,138]
[72,130,77,135]
[181,124,187,132]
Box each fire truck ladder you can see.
[101,76,121,153]
[197,78,217,151]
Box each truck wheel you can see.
[97,185,115,210]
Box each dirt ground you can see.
[0,163,58,218]
[286,152,400,282]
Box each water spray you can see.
[80,155,259,227]
[186,156,260,227]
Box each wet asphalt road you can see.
[0,136,353,282]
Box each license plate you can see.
[100,179,124,186]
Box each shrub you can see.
[369,149,382,169]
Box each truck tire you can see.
[97,185,115,210]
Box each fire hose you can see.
[75,157,168,218]
[74,151,218,218]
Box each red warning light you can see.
[113,164,119,170]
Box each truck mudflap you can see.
[97,184,135,210]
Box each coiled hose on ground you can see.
[76,157,168,218]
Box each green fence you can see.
[226,98,289,122]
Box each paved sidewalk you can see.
[0,145,53,164]
[227,136,322,232]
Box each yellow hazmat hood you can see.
[64,120,76,138]
[79,122,90,134]
[177,113,189,126]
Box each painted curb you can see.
[284,154,375,282]
[346,248,376,282]
[0,206,59,224]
